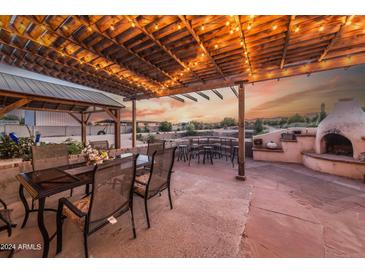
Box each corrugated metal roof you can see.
[0,71,124,108]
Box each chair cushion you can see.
[135,174,150,185]
[63,196,90,229]
[134,182,147,197]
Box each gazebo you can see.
[1,15,365,179]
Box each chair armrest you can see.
[0,198,7,209]
[58,198,87,218]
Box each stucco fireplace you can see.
[315,99,365,160]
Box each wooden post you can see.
[236,82,246,181]
[132,100,137,148]
[114,109,121,149]
[81,112,87,146]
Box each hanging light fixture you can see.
[272,25,277,30]
[201,25,205,31]
[319,25,324,32]
[154,24,159,30]
[177,23,181,30]
[131,21,136,28]
[247,24,252,30]
[294,26,300,32]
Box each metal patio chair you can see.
[20,144,71,228]
[134,147,177,228]
[0,198,16,258]
[146,140,166,156]
[56,154,138,258]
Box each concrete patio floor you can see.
[1,158,365,258]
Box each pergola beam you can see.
[0,98,31,117]
[124,15,204,83]
[182,94,198,102]
[318,15,352,62]
[211,89,223,100]
[196,91,210,100]
[178,15,227,81]
[280,16,294,69]
[230,86,238,97]
[234,15,254,75]
[169,95,185,103]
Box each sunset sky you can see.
[116,64,365,123]
[1,62,365,124]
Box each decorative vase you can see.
[266,141,278,149]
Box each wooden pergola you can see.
[0,71,124,148]
[1,15,365,179]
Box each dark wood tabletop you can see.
[16,153,151,200]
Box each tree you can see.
[143,123,150,133]
[0,114,19,121]
[158,121,172,132]
[279,118,287,127]
[287,113,305,124]
[254,119,264,134]
[185,122,196,136]
[318,102,327,123]
[190,120,203,130]
[220,117,237,128]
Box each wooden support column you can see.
[236,82,246,181]
[81,112,87,146]
[114,109,121,149]
[132,100,137,148]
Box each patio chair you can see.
[146,140,166,156]
[134,147,177,228]
[22,144,71,227]
[56,154,138,258]
[32,144,69,171]
[0,198,16,258]
[89,140,109,151]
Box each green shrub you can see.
[0,135,34,160]
[67,142,84,155]
[158,121,172,132]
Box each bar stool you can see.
[188,143,200,166]
[231,145,239,167]
[199,145,214,165]
[177,144,188,162]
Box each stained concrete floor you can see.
[1,158,365,258]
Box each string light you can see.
[201,25,205,31]
[319,25,324,32]
[215,44,219,49]
[177,23,181,30]
[272,25,277,30]
[235,26,239,32]
[229,29,234,34]
[110,25,115,31]
[154,24,159,30]
[86,26,92,32]
[240,41,244,46]
[201,53,205,57]
[294,26,300,32]
[247,24,252,30]
[226,21,230,26]
[131,22,136,28]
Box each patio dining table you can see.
[15,153,151,258]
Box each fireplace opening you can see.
[323,133,353,157]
